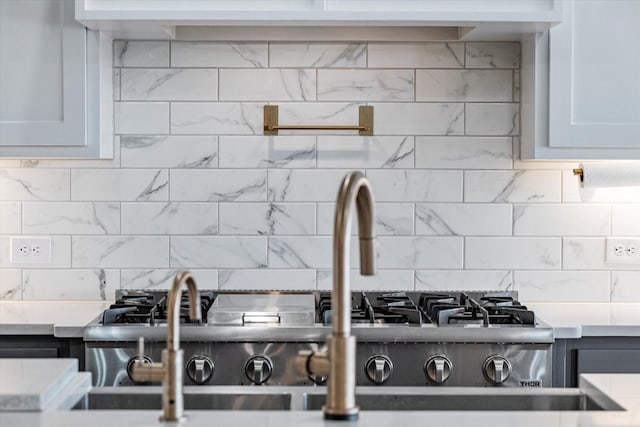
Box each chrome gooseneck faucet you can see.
[296,171,376,421]
[131,271,201,422]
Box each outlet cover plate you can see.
[9,236,52,264]
[605,238,640,265]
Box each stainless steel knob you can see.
[186,355,214,384]
[245,356,273,385]
[483,356,511,384]
[126,355,153,383]
[424,355,452,384]
[365,355,393,385]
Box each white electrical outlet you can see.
[605,238,640,264]
[9,236,51,264]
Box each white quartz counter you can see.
[529,303,640,339]
[0,301,110,337]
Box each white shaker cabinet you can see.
[521,0,640,159]
[0,0,113,158]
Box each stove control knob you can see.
[424,355,452,384]
[186,355,214,384]
[365,356,393,385]
[127,355,153,384]
[245,356,273,385]
[483,356,511,384]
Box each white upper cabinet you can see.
[0,0,112,158]
[75,0,563,40]
[521,0,640,160]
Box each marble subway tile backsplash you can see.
[0,40,633,302]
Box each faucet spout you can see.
[168,271,201,351]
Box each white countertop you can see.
[0,301,110,337]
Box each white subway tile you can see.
[514,204,610,236]
[367,170,463,202]
[72,169,168,201]
[171,102,262,135]
[268,170,354,202]
[115,102,169,134]
[219,203,315,235]
[171,42,267,67]
[465,42,521,69]
[219,69,315,101]
[0,169,70,201]
[171,236,267,268]
[415,137,512,169]
[113,68,121,101]
[114,41,169,67]
[219,269,316,290]
[122,202,218,235]
[465,103,519,136]
[416,204,512,236]
[121,269,219,290]
[318,70,413,101]
[514,271,610,302]
[0,202,21,234]
[121,69,217,101]
[218,136,316,168]
[23,202,120,235]
[0,160,21,168]
[268,236,332,269]
[415,270,512,291]
[318,203,414,236]
[416,70,512,102]
[170,170,266,202]
[372,103,464,135]
[20,137,121,169]
[73,236,169,268]
[0,269,21,300]
[563,238,609,270]
[562,170,583,202]
[317,269,414,291]
[464,170,561,203]
[121,136,218,168]
[368,43,464,68]
[378,237,463,269]
[466,237,561,270]
[317,136,414,169]
[611,271,640,302]
[0,236,71,268]
[270,43,366,68]
[23,269,119,301]
[612,204,640,235]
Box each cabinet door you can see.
[548,0,640,149]
[0,0,112,158]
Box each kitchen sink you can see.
[74,386,624,412]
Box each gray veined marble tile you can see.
[465,42,521,69]
[514,271,610,303]
[219,69,316,101]
[465,237,561,270]
[115,102,169,134]
[268,236,333,269]
[23,269,119,301]
[612,204,640,235]
[0,236,71,268]
[71,169,168,202]
[19,136,122,169]
[270,43,366,68]
[23,202,120,235]
[317,203,414,236]
[464,170,561,203]
[219,269,316,290]
[113,68,120,101]
[377,236,463,269]
[415,137,512,169]
[121,69,218,101]
[316,136,414,169]
[368,43,464,68]
[171,42,268,68]
[317,269,415,291]
[465,103,520,136]
[415,270,513,292]
[268,170,355,202]
[219,203,315,235]
[415,204,512,236]
[0,169,70,201]
[0,269,21,300]
[218,136,316,169]
[122,202,218,235]
[170,170,266,202]
[611,271,640,302]
[72,236,169,268]
[371,103,464,135]
[171,236,267,269]
[367,170,463,202]
[114,41,169,67]
[0,201,21,234]
[317,70,414,101]
[514,204,610,236]
[121,136,218,168]
[416,70,512,102]
[121,269,219,290]
[171,102,263,135]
